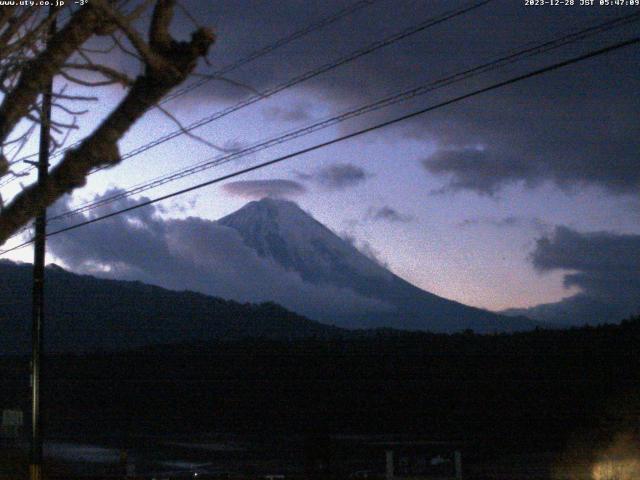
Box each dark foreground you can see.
[2,318,639,479]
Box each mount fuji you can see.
[0,197,537,354]
[218,198,536,333]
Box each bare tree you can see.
[0,0,215,245]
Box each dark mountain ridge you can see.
[0,259,342,354]
[0,199,538,355]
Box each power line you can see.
[2,35,637,257]
[100,0,493,166]
[29,11,640,230]
[160,0,381,104]
[1,0,380,176]
[7,11,639,240]
[1,0,492,184]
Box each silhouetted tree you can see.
[0,0,215,244]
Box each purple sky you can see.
[2,0,639,315]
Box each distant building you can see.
[305,435,463,479]
[375,441,462,480]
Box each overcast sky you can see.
[2,0,639,315]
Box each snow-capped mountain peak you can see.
[218,198,537,333]
[218,197,391,287]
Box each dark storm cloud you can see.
[46,190,389,320]
[297,163,370,189]
[366,206,413,223]
[179,0,639,195]
[423,147,540,196]
[532,226,640,302]
[222,179,307,199]
[513,226,640,324]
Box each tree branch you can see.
[0,9,215,243]
[0,5,109,145]
[92,0,173,75]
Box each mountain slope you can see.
[219,198,536,333]
[0,260,342,354]
[0,199,535,353]
[501,294,635,327]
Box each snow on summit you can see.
[218,197,391,287]
[218,198,537,333]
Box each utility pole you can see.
[28,7,56,480]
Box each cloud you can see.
[263,104,312,123]
[47,190,390,322]
[222,179,307,199]
[297,163,370,189]
[177,0,638,196]
[340,232,388,269]
[458,216,547,230]
[531,226,640,302]
[422,147,539,196]
[459,216,519,228]
[511,226,640,325]
[366,206,413,223]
